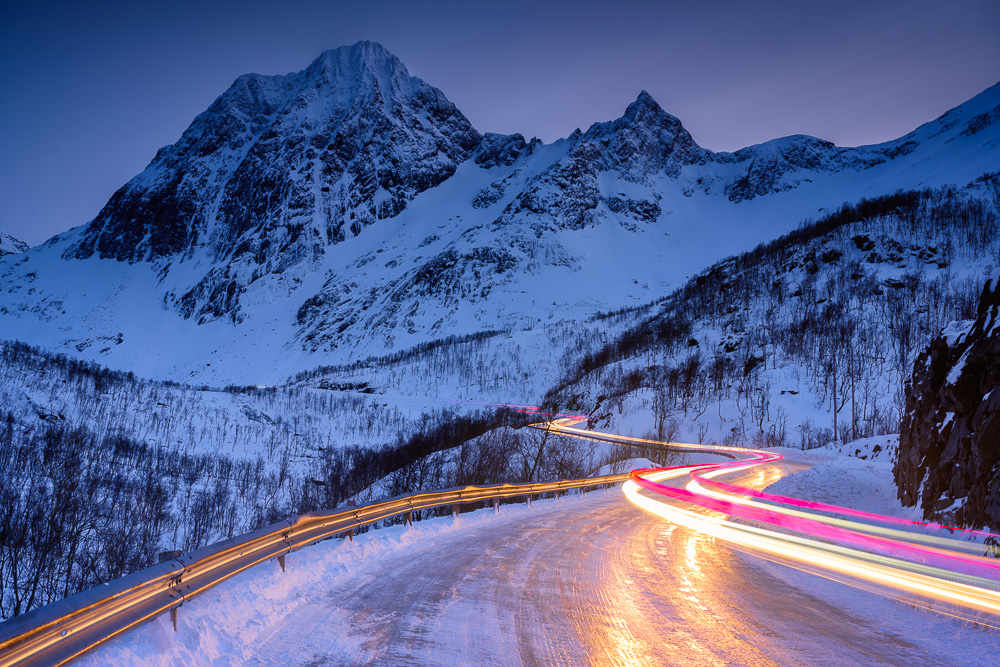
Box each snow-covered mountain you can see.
[67,41,480,324]
[1,41,998,384]
[0,229,27,256]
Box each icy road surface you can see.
[82,459,1000,666]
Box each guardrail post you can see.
[159,549,184,634]
[452,504,459,519]
[493,498,499,514]
[527,494,532,508]
[277,554,286,573]
[405,511,413,527]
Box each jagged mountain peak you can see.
[211,41,433,124]
[634,89,658,105]
[301,41,411,95]
[579,89,704,178]
[206,42,405,99]
[63,42,481,323]
[624,90,670,119]
[586,89,689,135]
[310,41,403,76]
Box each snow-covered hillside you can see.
[0,228,27,256]
[544,179,1000,457]
[0,43,997,384]
[0,337,632,619]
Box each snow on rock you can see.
[898,270,1000,530]
[66,40,481,325]
[0,228,28,255]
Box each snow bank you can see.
[767,435,919,519]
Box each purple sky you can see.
[1,0,998,246]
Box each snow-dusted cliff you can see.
[66,41,481,324]
[898,268,1000,530]
[0,229,27,256]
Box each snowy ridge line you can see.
[0,469,628,667]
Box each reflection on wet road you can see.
[251,462,986,666]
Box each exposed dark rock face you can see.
[581,91,706,179]
[295,241,524,352]
[65,41,481,322]
[472,169,522,209]
[486,92,702,232]
[473,133,534,168]
[962,104,1000,137]
[494,142,604,231]
[607,195,661,223]
[897,272,1000,529]
[725,136,837,203]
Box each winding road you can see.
[57,416,1000,667]
[235,460,987,666]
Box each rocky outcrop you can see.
[897,271,1000,530]
[724,135,838,202]
[494,141,603,231]
[472,133,536,168]
[581,91,706,180]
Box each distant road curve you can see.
[549,419,1000,625]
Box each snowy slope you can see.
[0,41,997,384]
[542,180,1000,467]
[0,228,27,256]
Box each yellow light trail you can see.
[550,421,1000,625]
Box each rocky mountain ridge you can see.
[1,42,998,383]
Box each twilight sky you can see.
[1,0,998,246]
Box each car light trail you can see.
[621,475,1000,619]
[547,420,1000,625]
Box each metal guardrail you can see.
[0,473,628,666]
